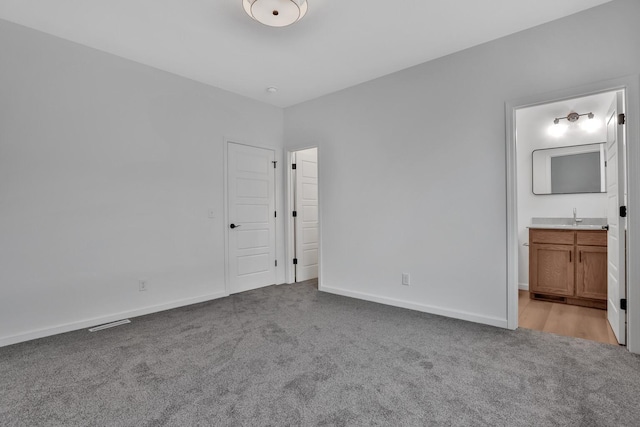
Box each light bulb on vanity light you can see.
[580,113,601,133]
[548,121,568,137]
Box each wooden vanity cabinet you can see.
[530,243,574,296]
[575,245,607,300]
[529,228,607,309]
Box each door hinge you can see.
[620,206,627,218]
[292,163,297,170]
[272,161,277,168]
[621,298,627,310]
[605,161,607,167]
[292,210,297,217]
[274,211,277,218]
[293,258,298,265]
[618,113,626,125]
[275,260,278,267]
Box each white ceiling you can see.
[0,0,612,107]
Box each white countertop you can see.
[528,217,607,231]
[527,224,607,230]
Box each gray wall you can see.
[0,19,284,345]
[283,0,640,326]
[2,0,639,344]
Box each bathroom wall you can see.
[516,94,613,288]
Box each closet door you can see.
[294,148,318,282]
[227,142,277,294]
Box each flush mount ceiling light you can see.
[243,0,308,27]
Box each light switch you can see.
[208,209,215,219]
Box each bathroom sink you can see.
[528,217,608,230]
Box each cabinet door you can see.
[576,245,607,300]
[530,243,574,296]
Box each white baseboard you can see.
[0,291,228,348]
[319,286,508,328]
[518,283,529,291]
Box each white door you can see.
[227,142,277,294]
[294,148,318,282]
[606,92,626,345]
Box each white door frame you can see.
[505,75,640,354]
[223,138,281,295]
[285,145,322,287]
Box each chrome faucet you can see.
[573,208,582,225]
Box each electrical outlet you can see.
[139,279,148,292]
[402,273,410,286]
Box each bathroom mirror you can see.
[532,143,606,195]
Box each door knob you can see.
[230,224,241,229]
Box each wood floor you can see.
[518,290,619,345]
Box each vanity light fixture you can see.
[553,111,594,125]
[243,0,308,27]
[551,111,599,136]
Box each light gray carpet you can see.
[1,281,640,426]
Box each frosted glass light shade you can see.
[548,123,568,137]
[580,117,601,133]
[243,0,308,27]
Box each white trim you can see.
[317,145,323,291]
[0,291,227,348]
[505,75,640,354]
[285,150,296,284]
[284,144,322,288]
[518,283,529,291]
[624,76,640,354]
[223,138,230,295]
[506,99,519,330]
[321,286,508,328]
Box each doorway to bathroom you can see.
[286,147,320,287]
[507,82,634,347]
